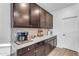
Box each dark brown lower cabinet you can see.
[17,36,57,56]
[22,49,35,56]
[35,46,45,56]
[44,37,55,55]
[44,43,52,55]
[53,36,57,48]
[17,44,35,56]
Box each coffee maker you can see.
[17,32,28,41]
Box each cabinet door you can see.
[45,12,50,28]
[22,49,35,56]
[35,46,45,56]
[17,44,35,56]
[44,43,51,55]
[13,3,30,27]
[40,8,46,28]
[53,36,57,48]
[49,14,53,29]
[48,38,54,48]
[44,38,54,55]
[31,4,40,28]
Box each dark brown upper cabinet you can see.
[45,12,53,29]
[39,7,53,29]
[40,8,46,28]
[12,3,53,28]
[49,14,53,29]
[45,12,50,28]
[30,4,40,28]
[13,3,31,27]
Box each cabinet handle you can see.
[28,48,30,50]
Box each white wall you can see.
[52,4,79,52]
[0,3,11,55]
[0,3,11,44]
[0,46,10,56]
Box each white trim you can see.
[0,43,11,47]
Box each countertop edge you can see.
[12,35,56,50]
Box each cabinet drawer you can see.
[17,44,35,56]
[46,36,57,42]
[35,41,44,48]
[45,38,52,43]
[22,49,35,56]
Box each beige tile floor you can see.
[48,47,79,56]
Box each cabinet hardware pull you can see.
[28,48,30,50]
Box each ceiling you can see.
[37,3,76,14]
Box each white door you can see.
[61,18,78,52]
